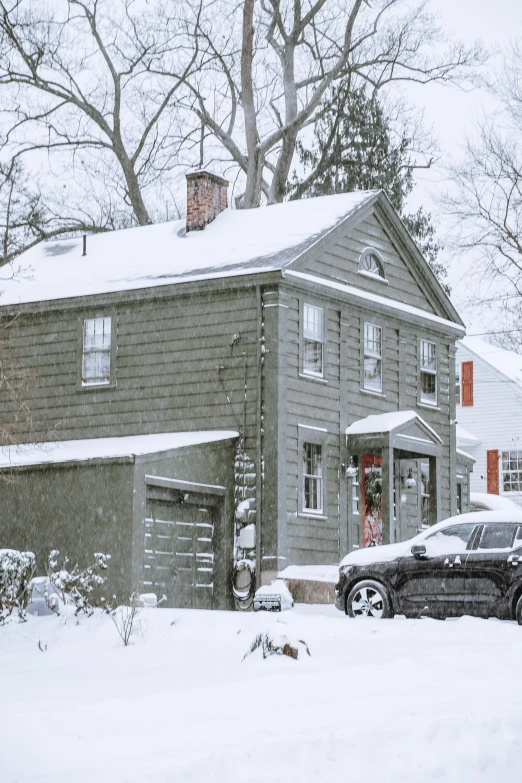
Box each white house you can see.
[456,336,522,508]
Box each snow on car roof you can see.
[469,492,522,511]
[0,430,239,469]
[0,191,377,306]
[459,336,522,386]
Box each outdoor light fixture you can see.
[345,456,358,479]
[404,469,416,489]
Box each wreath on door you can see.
[364,471,383,514]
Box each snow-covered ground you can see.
[1,605,521,782]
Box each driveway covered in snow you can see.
[0,605,520,782]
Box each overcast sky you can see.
[404,0,522,337]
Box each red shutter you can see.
[461,361,473,406]
[487,450,499,494]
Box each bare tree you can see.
[0,0,203,226]
[186,0,484,208]
[445,43,522,348]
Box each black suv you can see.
[335,511,522,623]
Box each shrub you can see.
[0,549,35,624]
[47,550,111,617]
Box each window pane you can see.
[303,443,323,512]
[478,524,517,550]
[421,371,436,403]
[501,450,522,491]
[82,316,112,384]
[425,523,476,555]
[364,358,382,391]
[420,340,436,371]
[303,305,323,375]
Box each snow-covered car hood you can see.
[340,540,414,567]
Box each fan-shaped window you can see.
[359,251,385,279]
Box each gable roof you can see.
[458,336,522,387]
[345,410,442,443]
[0,190,377,306]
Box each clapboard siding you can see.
[456,343,522,507]
[6,288,260,443]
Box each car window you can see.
[424,523,476,556]
[477,524,517,551]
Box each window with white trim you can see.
[303,442,323,513]
[502,451,522,492]
[82,316,112,385]
[420,339,437,405]
[363,322,382,392]
[302,303,324,376]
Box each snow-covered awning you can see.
[345,411,443,457]
[456,424,480,448]
[0,431,239,469]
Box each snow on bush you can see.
[243,627,311,661]
[0,548,35,624]
[46,550,111,617]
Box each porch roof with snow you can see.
[0,431,239,470]
[345,411,443,458]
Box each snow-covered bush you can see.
[46,550,111,617]
[0,548,35,624]
[243,628,310,661]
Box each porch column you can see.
[381,443,395,544]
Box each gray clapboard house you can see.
[0,171,470,608]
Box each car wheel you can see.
[515,594,522,625]
[346,580,394,619]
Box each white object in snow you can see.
[137,593,158,608]
[254,579,294,611]
[237,524,256,549]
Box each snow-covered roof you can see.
[458,336,522,386]
[456,424,480,448]
[345,410,442,442]
[285,271,465,333]
[0,431,238,469]
[0,191,377,306]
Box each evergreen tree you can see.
[289,85,450,294]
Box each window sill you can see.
[360,388,386,398]
[298,512,328,521]
[418,402,440,411]
[80,381,116,391]
[299,373,328,384]
[357,270,389,285]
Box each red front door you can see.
[361,454,383,547]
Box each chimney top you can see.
[186,170,229,233]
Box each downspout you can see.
[255,284,263,587]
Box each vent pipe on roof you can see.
[186,170,229,232]
[82,234,87,256]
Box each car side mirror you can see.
[411,544,427,560]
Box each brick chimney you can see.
[186,170,229,232]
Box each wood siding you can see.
[456,344,522,507]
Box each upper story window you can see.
[502,451,522,492]
[420,339,437,405]
[302,303,324,377]
[82,316,112,386]
[359,250,385,279]
[363,322,382,392]
[303,442,323,513]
